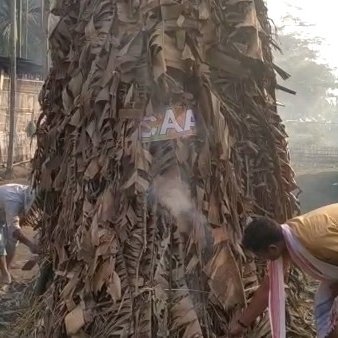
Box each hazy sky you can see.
[267,0,338,70]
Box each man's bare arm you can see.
[12,229,38,253]
[239,275,269,326]
[240,257,290,326]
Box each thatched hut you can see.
[25,0,312,336]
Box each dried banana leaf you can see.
[18,0,313,337]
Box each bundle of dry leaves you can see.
[23,0,314,336]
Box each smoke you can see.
[151,174,193,222]
[150,174,213,250]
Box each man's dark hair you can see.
[242,217,283,252]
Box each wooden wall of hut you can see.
[0,72,42,165]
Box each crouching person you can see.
[0,184,38,284]
[230,204,338,338]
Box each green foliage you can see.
[275,32,338,122]
[274,24,338,148]
[0,0,44,64]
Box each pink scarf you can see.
[269,224,338,338]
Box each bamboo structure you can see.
[27,0,313,336]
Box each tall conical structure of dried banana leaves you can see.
[28,0,312,337]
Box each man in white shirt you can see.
[0,184,38,284]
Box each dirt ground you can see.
[296,170,338,212]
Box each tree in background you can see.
[275,33,338,121]
[0,0,44,64]
[273,23,338,147]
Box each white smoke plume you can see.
[150,173,212,250]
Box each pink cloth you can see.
[269,224,338,338]
[268,257,285,338]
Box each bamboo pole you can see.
[41,0,49,77]
[24,0,28,58]
[18,0,22,57]
[6,0,17,178]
